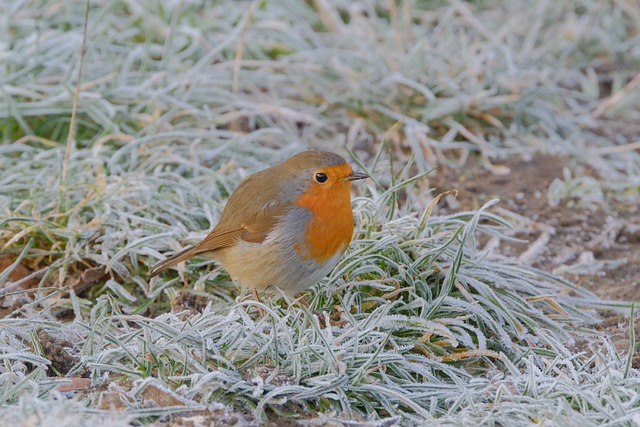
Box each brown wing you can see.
[148,226,248,278]
[195,165,298,249]
[149,167,293,277]
[193,226,247,252]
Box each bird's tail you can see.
[148,245,198,278]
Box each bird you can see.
[148,150,368,296]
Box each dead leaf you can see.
[71,265,108,294]
[0,256,39,290]
[55,377,93,392]
[141,384,188,407]
[97,391,133,410]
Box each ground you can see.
[431,154,640,302]
[430,153,640,362]
[1,0,640,425]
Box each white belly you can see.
[209,234,345,296]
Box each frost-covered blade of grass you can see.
[2,0,639,175]
[2,192,639,424]
[1,0,639,425]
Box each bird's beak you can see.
[343,171,369,181]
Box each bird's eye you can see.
[315,172,328,183]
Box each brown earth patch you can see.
[428,154,639,354]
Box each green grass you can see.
[1,0,639,425]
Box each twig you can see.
[591,140,640,155]
[60,0,91,204]
[230,2,256,132]
[592,73,640,119]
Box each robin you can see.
[148,150,368,296]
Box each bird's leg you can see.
[295,294,309,308]
[251,288,265,317]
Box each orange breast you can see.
[294,174,354,264]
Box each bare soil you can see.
[429,154,640,361]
